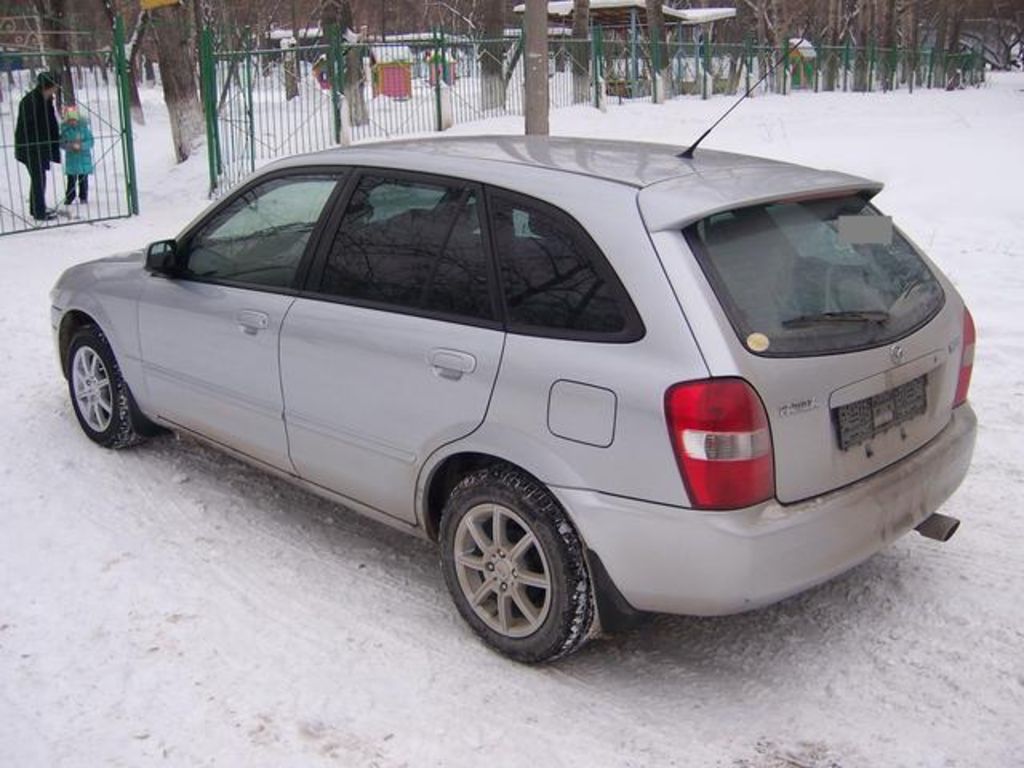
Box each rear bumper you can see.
[553,404,977,616]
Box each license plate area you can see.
[834,375,927,451]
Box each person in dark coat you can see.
[14,71,61,221]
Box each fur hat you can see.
[37,71,59,89]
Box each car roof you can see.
[264,135,883,230]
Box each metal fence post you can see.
[908,46,915,93]
[744,35,751,95]
[434,28,445,132]
[199,27,219,195]
[782,39,789,95]
[867,37,876,92]
[702,32,711,99]
[843,36,851,92]
[242,31,256,173]
[592,26,603,108]
[113,16,139,215]
[328,25,344,144]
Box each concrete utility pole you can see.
[524,0,549,135]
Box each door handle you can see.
[429,349,477,381]
[236,310,270,335]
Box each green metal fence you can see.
[0,17,137,236]
[200,27,986,195]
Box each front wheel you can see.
[439,465,594,663]
[66,326,149,449]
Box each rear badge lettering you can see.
[779,398,819,418]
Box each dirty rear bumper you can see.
[554,405,977,616]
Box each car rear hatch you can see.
[640,163,968,504]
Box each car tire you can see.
[439,465,594,663]
[67,325,153,449]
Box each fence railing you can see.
[0,17,138,236]
[200,28,986,195]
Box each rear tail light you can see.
[953,308,975,408]
[665,378,775,510]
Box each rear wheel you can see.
[67,326,151,449]
[439,465,594,663]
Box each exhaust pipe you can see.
[915,513,960,543]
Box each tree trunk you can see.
[905,0,919,89]
[39,0,76,109]
[824,0,839,91]
[480,0,507,111]
[323,0,368,127]
[524,0,549,135]
[127,11,148,125]
[880,0,898,90]
[853,0,870,91]
[933,0,949,85]
[571,0,591,104]
[946,1,967,88]
[102,2,147,125]
[151,4,203,163]
[284,0,299,101]
[645,0,667,102]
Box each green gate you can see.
[0,17,138,236]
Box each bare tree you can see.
[284,0,299,101]
[323,0,368,126]
[988,0,1024,69]
[97,0,147,124]
[480,0,506,110]
[645,0,668,102]
[151,3,203,162]
[33,0,76,107]
[524,0,548,135]
[571,0,591,104]
[880,0,900,90]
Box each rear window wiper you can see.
[782,310,890,328]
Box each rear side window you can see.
[318,174,494,321]
[686,195,945,357]
[488,191,641,341]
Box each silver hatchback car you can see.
[51,137,976,662]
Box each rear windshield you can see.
[686,195,945,357]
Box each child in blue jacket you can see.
[60,105,94,205]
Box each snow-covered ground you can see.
[1,76,1022,768]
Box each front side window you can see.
[186,175,339,288]
[488,192,638,339]
[687,195,945,357]
[318,174,494,321]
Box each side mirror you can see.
[145,239,180,275]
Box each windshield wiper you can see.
[782,310,890,328]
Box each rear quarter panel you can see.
[421,169,708,511]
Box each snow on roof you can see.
[378,32,474,44]
[789,38,817,57]
[268,27,322,40]
[512,1,736,25]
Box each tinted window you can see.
[318,174,493,321]
[489,192,633,337]
[187,175,338,288]
[687,196,945,357]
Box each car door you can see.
[280,171,505,522]
[138,171,344,470]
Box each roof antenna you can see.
[680,31,811,160]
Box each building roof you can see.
[512,1,737,26]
